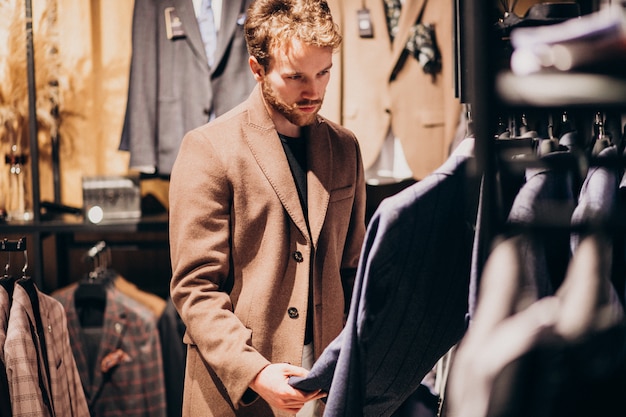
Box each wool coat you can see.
[169,85,367,417]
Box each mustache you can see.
[296,100,322,107]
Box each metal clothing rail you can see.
[0,237,27,253]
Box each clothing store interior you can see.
[1,0,626,416]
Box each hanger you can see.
[74,241,111,327]
[591,112,611,156]
[0,238,23,300]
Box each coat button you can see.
[293,251,304,262]
[287,307,299,319]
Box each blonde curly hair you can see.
[244,0,342,71]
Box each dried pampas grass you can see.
[0,0,82,159]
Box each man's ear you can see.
[249,56,264,81]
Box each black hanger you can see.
[74,241,111,327]
[0,248,16,299]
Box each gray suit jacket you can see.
[120,0,255,175]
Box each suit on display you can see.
[324,0,462,181]
[120,0,256,176]
[53,283,167,416]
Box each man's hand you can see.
[249,363,327,413]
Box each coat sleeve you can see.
[168,129,270,406]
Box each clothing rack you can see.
[443,1,626,415]
[1,237,27,253]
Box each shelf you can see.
[496,71,626,107]
[0,213,169,235]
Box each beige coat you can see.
[169,86,367,417]
[323,0,462,180]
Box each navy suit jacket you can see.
[290,139,479,417]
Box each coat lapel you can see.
[80,288,128,403]
[388,0,426,76]
[63,288,91,397]
[243,87,309,239]
[214,0,247,73]
[306,123,332,248]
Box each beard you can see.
[261,80,322,127]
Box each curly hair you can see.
[244,0,342,70]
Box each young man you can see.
[168,1,367,416]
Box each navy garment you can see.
[290,138,479,417]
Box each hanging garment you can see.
[157,298,187,417]
[0,277,16,417]
[119,0,255,175]
[4,278,89,417]
[469,149,578,317]
[570,145,624,302]
[289,138,479,417]
[113,275,167,318]
[323,0,461,181]
[445,234,626,417]
[53,283,167,417]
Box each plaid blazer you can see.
[4,278,89,417]
[0,280,13,417]
[53,282,167,417]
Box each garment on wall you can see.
[119,0,256,176]
[289,138,479,417]
[324,0,462,182]
[3,275,89,417]
[53,277,167,417]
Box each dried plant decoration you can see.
[0,0,84,212]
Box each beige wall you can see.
[0,0,136,211]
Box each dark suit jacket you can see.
[508,151,578,296]
[290,138,478,417]
[120,0,255,175]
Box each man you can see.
[168,1,367,416]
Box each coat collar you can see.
[388,0,427,76]
[243,86,332,246]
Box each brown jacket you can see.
[169,86,367,417]
[323,0,462,180]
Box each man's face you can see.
[259,38,333,129]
